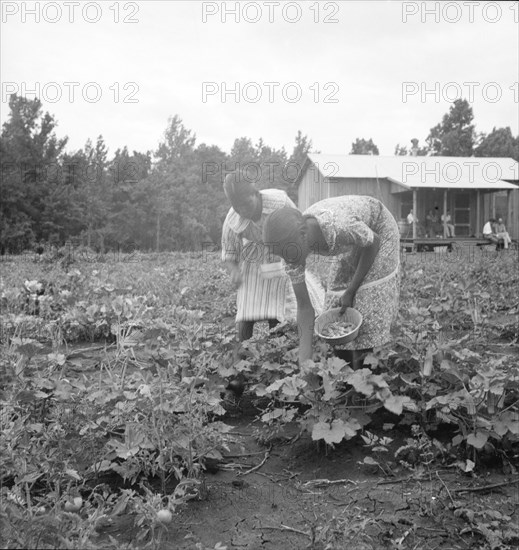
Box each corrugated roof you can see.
[306,154,519,190]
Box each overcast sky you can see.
[1,1,518,157]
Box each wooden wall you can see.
[510,190,519,240]
[297,162,327,211]
[298,172,402,219]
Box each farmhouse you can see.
[295,154,519,240]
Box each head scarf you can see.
[263,207,306,261]
[223,171,256,202]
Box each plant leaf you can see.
[383,395,406,415]
[311,420,347,444]
[466,431,488,449]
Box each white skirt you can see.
[236,262,324,323]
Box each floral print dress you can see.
[287,196,400,350]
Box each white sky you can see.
[1,0,518,157]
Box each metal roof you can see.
[306,154,519,190]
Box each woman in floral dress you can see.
[263,195,400,368]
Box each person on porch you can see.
[495,218,512,249]
[441,210,455,238]
[425,209,441,238]
[406,209,424,237]
[482,218,504,250]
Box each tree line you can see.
[1,94,312,254]
[352,99,518,160]
[1,95,517,254]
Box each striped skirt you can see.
[236,261,324,323]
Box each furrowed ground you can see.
[0,246,518,550]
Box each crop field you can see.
[0,247,518,550]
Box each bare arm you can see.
[340,233,380,312]
[222,212,243,288]
[292,280,315,364]
[224,260,242,288]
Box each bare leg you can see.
[268,319,280,330]
[237,321,254,342]
[352,348,373,370]
[335,348,373,370]
[228,321,255,397]
[498,232,511,249]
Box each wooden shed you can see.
[296,154,519,240]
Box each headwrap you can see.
[223,171,255,202]
[263,207,306,260]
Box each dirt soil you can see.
[95,397,519,550]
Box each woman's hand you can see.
[224,261,243,288]
[230,267,243,288]
[339,289,355,314]
[339,233,380,314]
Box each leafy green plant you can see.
[1,250,518,549]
